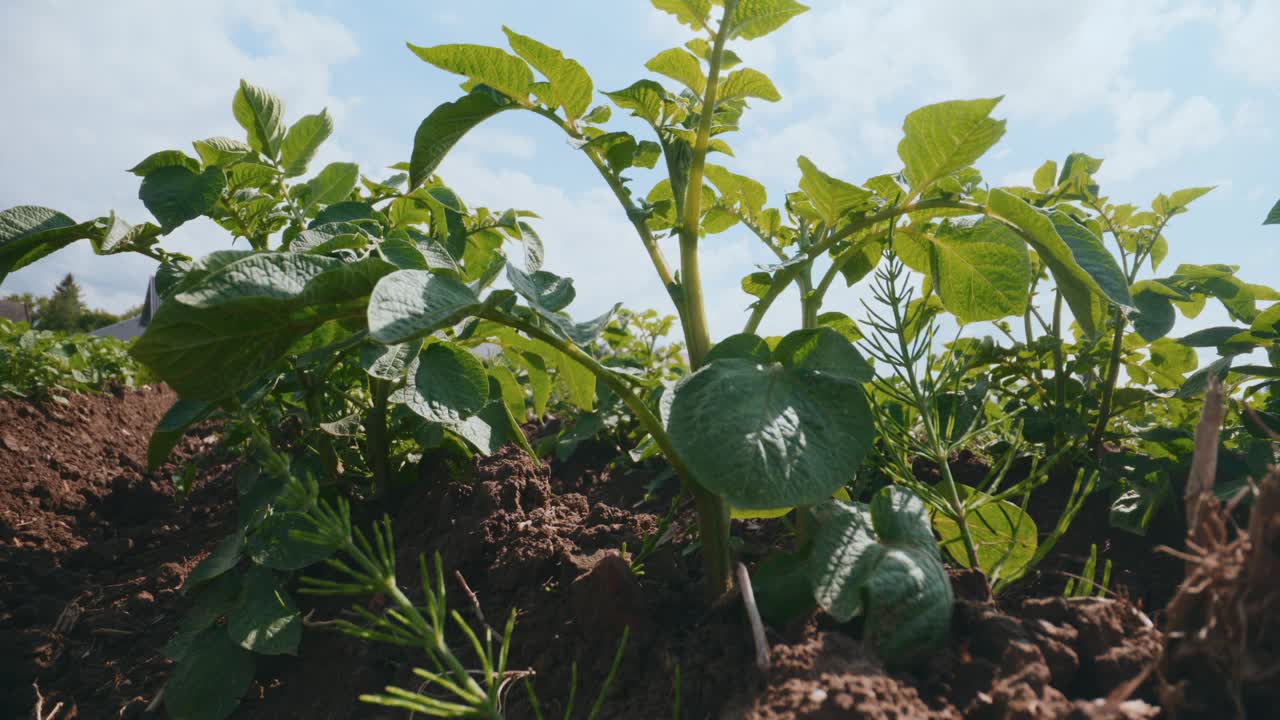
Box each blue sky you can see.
[1,0,1276,342]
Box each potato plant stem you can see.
[367,377,392,500]
[676,0,737,369]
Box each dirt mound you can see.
[1,391,1195,719]
[0,387,238,718]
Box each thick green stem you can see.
[1087,306,1126,452]
[1050,291,1067,450]
[366,377,392,499]
[675,0,737,368]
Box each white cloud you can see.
[0,0,358,310]
[1099,92,1223,182]
[1215,1,1280,88]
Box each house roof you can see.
[0,300,30,323]
[91,276,159,341]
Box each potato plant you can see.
[3,0,1279,716]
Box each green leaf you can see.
[148,399,215,470]
[1176,354,1232,399]
[279,109,334,178]
[129,150,200,177]
[604,80,668,126]
[367,270,482,344]
[503,28,593,121]
[359,341,420,380]
[716,68,780,104]
[808,488,952,667]
[668,358,874,509]
[987,189,1122,336]
[192,137,251,168]
[816,311,862,342]
[898,98,1005,197]
[1032,160,1057,193]
[1177,325,1249,348]
[1051,214,1131,307]
[1264,198,1280,225]
[139,166,227,232]
[164,572,242,663]
[0,206,100,281]
[796,156,874,226]
[705,333,772,363]
[931,486,1037,580]
[490,364,526,421]
[1131,283,1176,342]
[752,551,815,625]
[397,341,489,423]
[133,255,391,400]
[772,327,873,383]
[725,0,809,40]
[407,43,533,102]
[651,0,712,31]
[184,529,244,592]
[226,565,300,655]
[232,80,286,158]
[96,213,163,255]
[247,512,338,570]
[917,220,1031,323]
[506,264,576,313]
[409,88,515,190]
[296,162,359,212]
[1153,186,1214,216]
[163,626,254,720]
[645,48,706,96]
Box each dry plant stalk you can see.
[1158,378,1280,719]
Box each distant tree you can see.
[39,273,86,331]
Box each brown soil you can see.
[1,391,1237,719]
[0,387,239,719]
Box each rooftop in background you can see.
[0,299,31,324]
[91,277,159,341]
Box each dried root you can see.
[1158,379,1280,718]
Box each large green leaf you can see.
[987,189,1127,336]
[360,341,420,380]
[506,264,576,312]
[772,327,873,383]
[931,486,1037,580]
[503,28,593,121]
[226,565,300,655]
[651,0,712,31]
[129,150,200,176]
[139,166,227,232]
[1264,198,1280,225]
[604,80,668,126]
[725,0,809,40]
[0,206,100,281]
[919,219,1031,323]
[232,80,286,158]
[898,98,1005,197]
[668,358,874,509]
[133,255,391,399]
[408,43,533,102]
[716,68,780,104]
[279,110,334,177]
[366,269,483,344]
[148,399,215,470]
[1130,283,1177,342]
[193,137,251,168]
[295,162,358,212]
[163,626,255,720]
[645,48,705,96]
[397,341,489,423]
[796,156,874,226]
[809,488,952,667]
[409,88,515,190]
